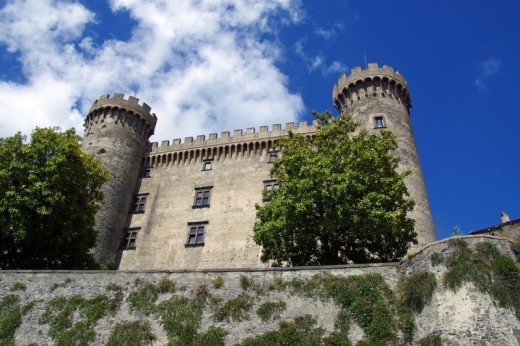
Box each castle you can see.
[82,63,436,269]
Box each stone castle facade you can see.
[81,63,436,269]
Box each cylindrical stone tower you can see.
[332,63,435,246]
[82,94,157,265]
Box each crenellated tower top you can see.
[87,93,158,136]
[333,63,412,115]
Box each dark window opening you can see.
[132,194,148,213]
[123,228,140,249]
[186,223,207,246]
[202,161,212,171]
[193,188,212,207]
[263,180,280,201]
[374,116,386,128]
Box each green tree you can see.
[0,127,108,269]
[253,111,416,266]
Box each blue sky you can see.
[1,0,518,240]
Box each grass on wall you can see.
[0,295,34,345]
[444,240,520,319]
[256,300,287,322]
[38,284,123,346]
[106,320,156,346]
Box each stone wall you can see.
[1,236,519,345]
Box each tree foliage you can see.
[0,127,108,269]
[253,111,416,266]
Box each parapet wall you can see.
[150,120,319,154]
[2,236,520,345]
[87,93,158,133]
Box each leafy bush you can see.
[126,282,159,315]
[0,295,24,345]
[417,333,442,345]
[157,296,203,345]
[213,293,254,322]
[156,277,176,293]
[240,275,252,290]
[193,326,227,346]
[10,282,27,292]
[106,320,156,346]
[213,276,224,289]
[238,315,324,346]
[444,240,520,319]
[256,300,287,321]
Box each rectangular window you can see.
[193,187,212,207]
[186,222,207,246]
[374,116,386,128]
[123,228,140,249]
[202,161,212,171]
[132,194,148,213]
[263,180,279,201]
[268,151,278,163]
[142,168,151,178]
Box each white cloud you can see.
[294,40,346,75]
[0,0,304,141]
[474,58,501,91]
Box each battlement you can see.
[88,93,158,130]
[149,119,318,154]
[333,63,411,112]
[334,63,407,90]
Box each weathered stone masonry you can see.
[2,237,519,345]
[84,63,436,269]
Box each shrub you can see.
[156,277,176,293]
[10,282,27,292]
[126,282,159,315]
[106,320,156,346]
[0,295,23,345]
[193,326,227,346]
[256,300,287,321]
[213,276,224,289]
[430,252,443,266]
[417,333,442,346]
[213,293,254,322]
[239,275,252,290]
[157,296,203,345]
[237,315,324,346]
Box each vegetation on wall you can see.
[5,240,520,345]
[0,127,108,269]
[0,294,34,345]
[253,111,416,266]
[440,239,520,318]
[38,284,123,345]
[106,320,156,346]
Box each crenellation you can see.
[148,120,318,154]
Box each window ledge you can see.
[192,205,210,209]
[185,243,205,247]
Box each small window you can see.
[123,228,140,249]
[263,180,280,201]
[193,187,212,207]
[186,222,207,246]
[202,161,212,171]
[268,151,278,163]
[132,194,148,213]
[374,116,386,128]
[142,168,151,178]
